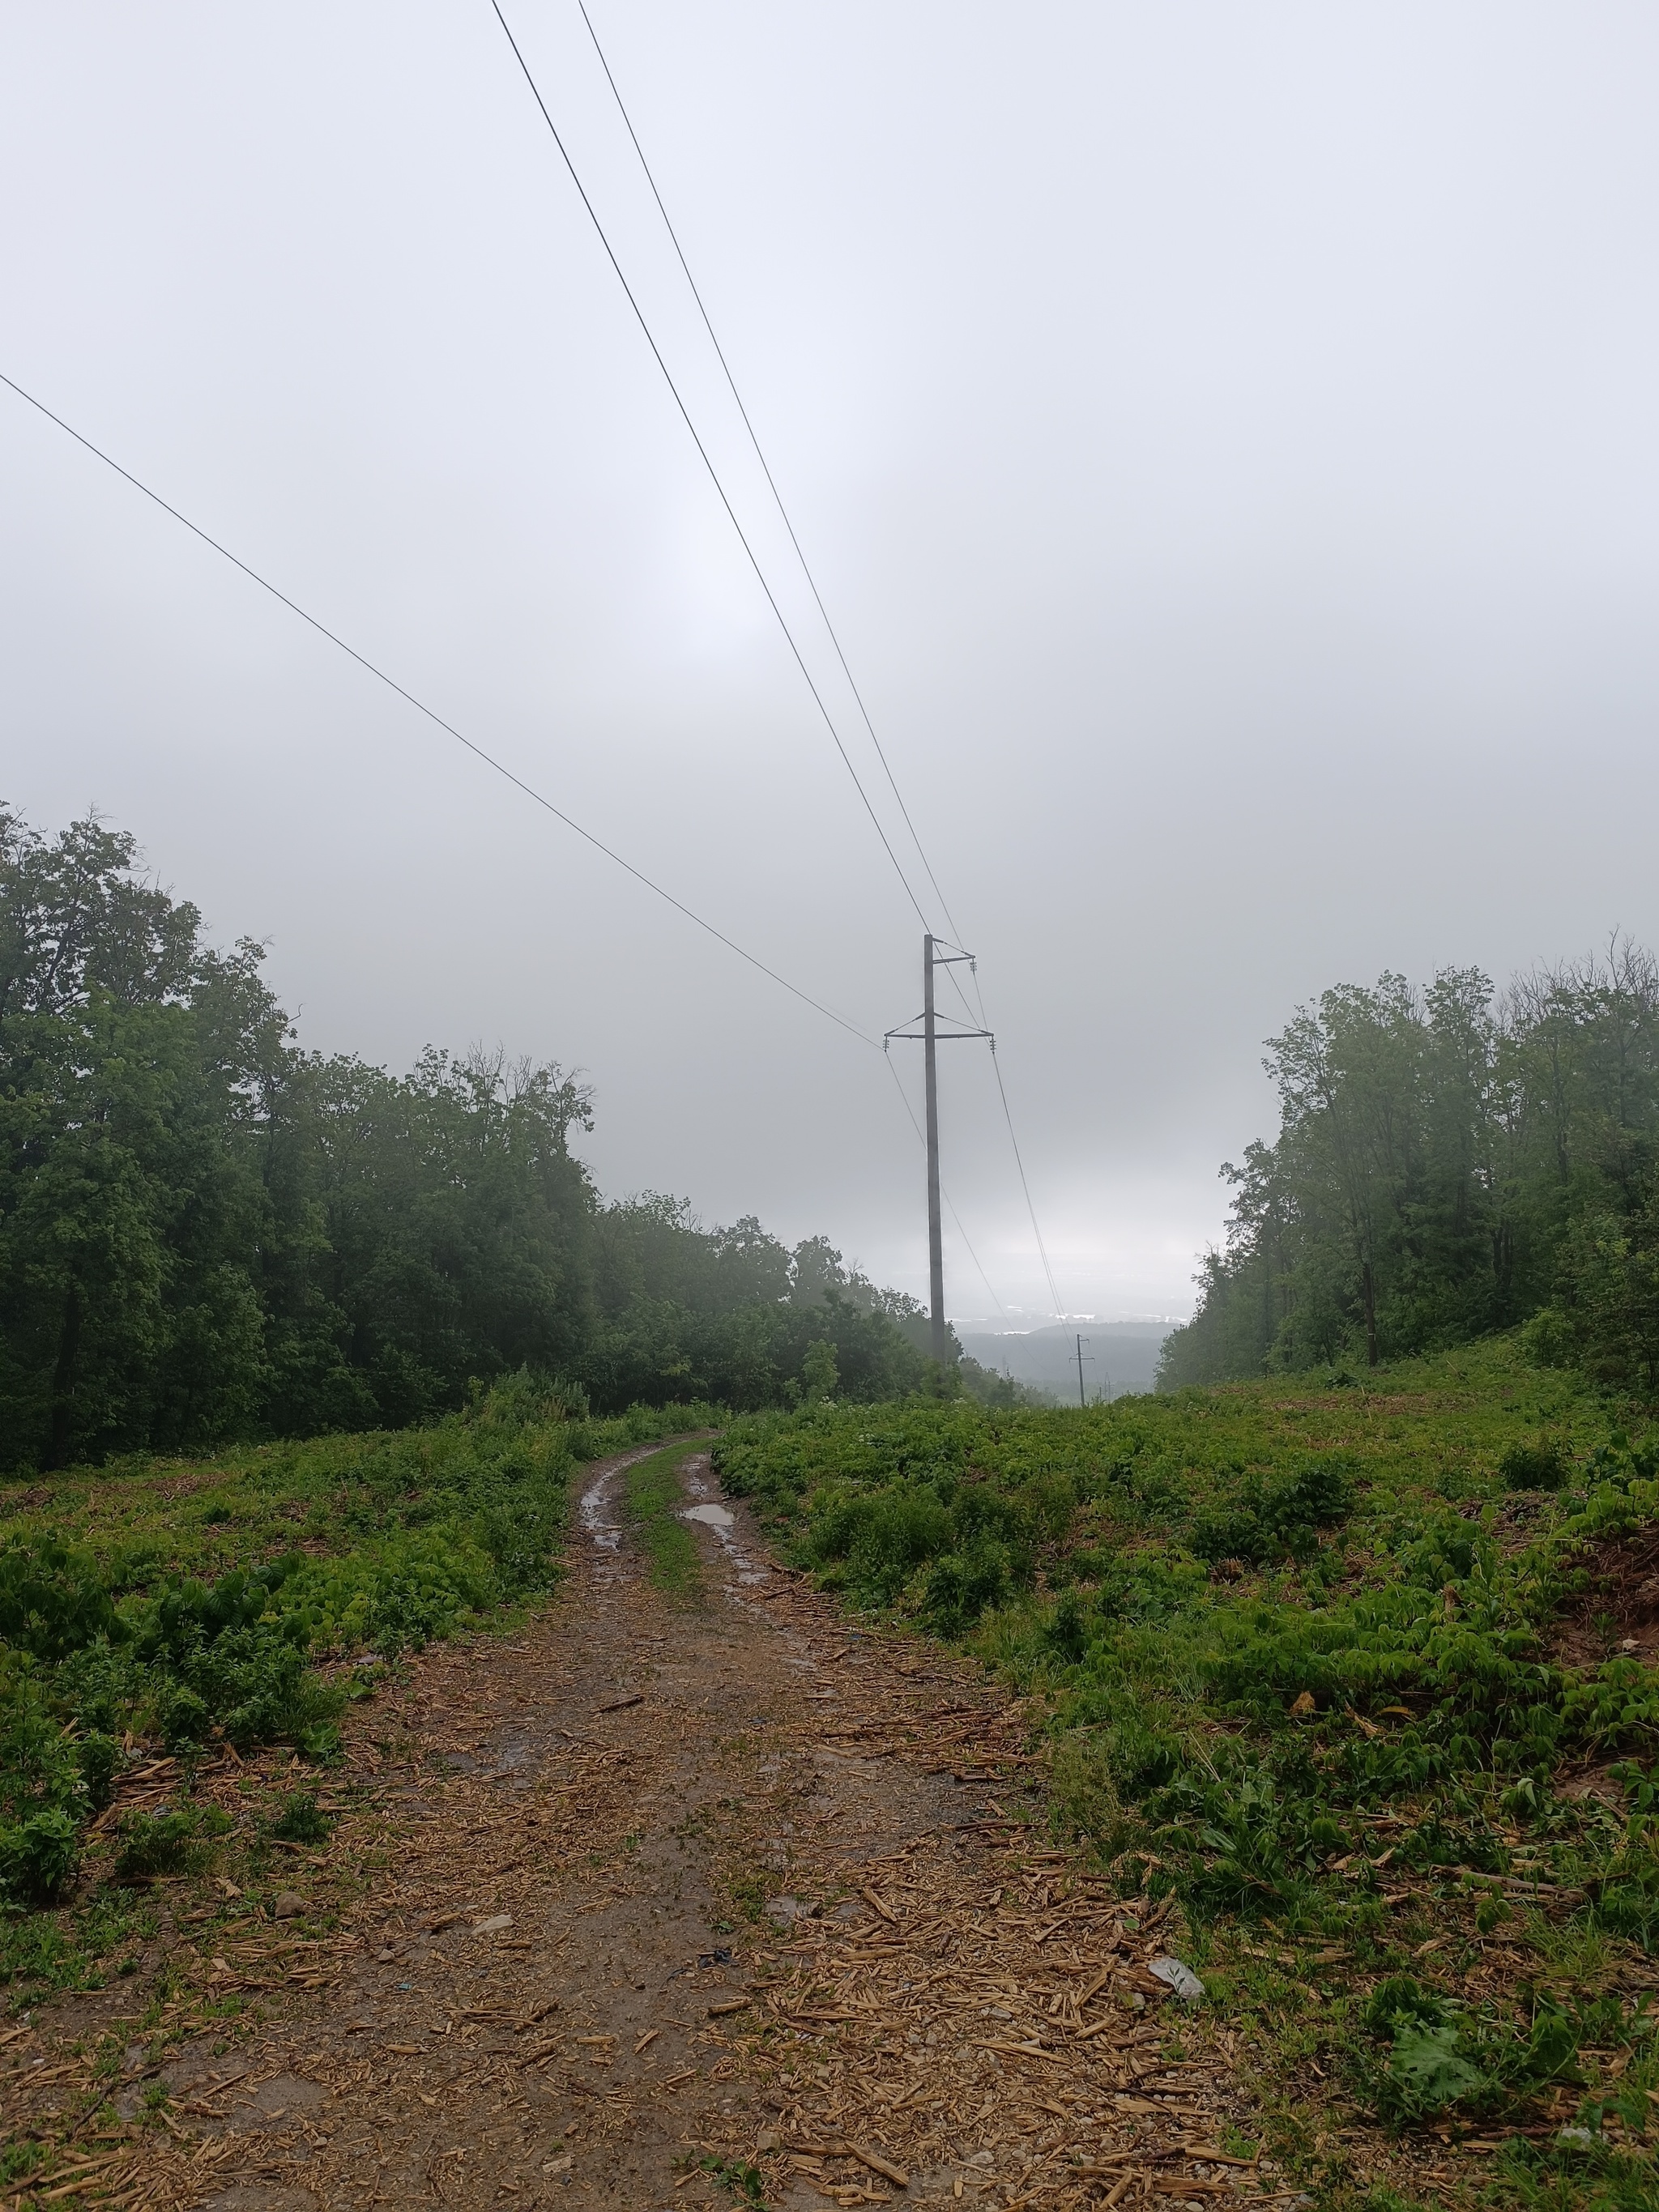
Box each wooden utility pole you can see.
[886,936,992,1374]
[1074,1332,1093,1409]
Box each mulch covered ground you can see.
[2,1450,1289,2212]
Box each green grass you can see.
[0,1378,718,1961]
[713,1336,1659,2193]
[625,1441,706,1600]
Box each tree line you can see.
[0,808,947,1471]
[1159,942,1659,1392]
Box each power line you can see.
[883,1052,1009,1323]
[574,0,966,948]
[0,365,1032,1324]
[514,5,1068,1328]
[989,1041,1067,1319]
[0,368,879,1052]
[570,6,1017,1158]
[487,0,935,937]
[926,942,1063,1318]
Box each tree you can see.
[0,805,951,1463]
[1160,943,1659,1391]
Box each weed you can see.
[113,1805,229,1883]
[714,1340,1659,2159]
[0,1384,713,1931]
[1503,1438,1572,1491]
[702,2153,766,2206]
[0,2142,43,2187]
[268,1791,333,1846]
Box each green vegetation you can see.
[700,2153,767,2207]
[716,1340,1659,2173]
[0,1378,706,1924]
[0,808,941,1471]
[1161,944,1659,1388]
[624,1439,707,1600]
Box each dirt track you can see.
[2,1446,1269,2212]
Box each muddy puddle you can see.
[679,1451,769,1584]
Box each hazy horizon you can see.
[6,3,1657,1323]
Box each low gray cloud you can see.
[5,1,1656,1323]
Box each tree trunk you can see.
[1362,1259,1380,1370]
[46,1282,81,1470]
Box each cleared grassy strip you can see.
[624,1442,706,1601]
[714,1340,1659,2204]
[0,1387,719,2004]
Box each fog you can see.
[5,3,1657,1327]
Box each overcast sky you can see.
[5,3,1658,1327]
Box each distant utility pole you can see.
[1074,1333,1093,1409]
[886,935,992,1368]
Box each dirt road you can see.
[3,1446,1267,2212]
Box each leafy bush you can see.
[113,1805,229,1882]
[0,1539,118,1659]
[1499,1438,1570,1490]
[923,1537,1020,1634]
[0,1378,717,1924]
[0,1809,80,1903]
[269,1790,333,1844]
[1188,1461,1353,1565]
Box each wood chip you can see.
[847,2142,909,2188]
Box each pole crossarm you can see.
[885,1021,993,1043]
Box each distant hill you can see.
[956,1321,1174,1402]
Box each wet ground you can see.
[2,1446,1267,2211]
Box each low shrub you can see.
[0,1377,715,1926]
[0,1809,80,1903]
[113,1804,229,1883]
[1500,1438,1571,1490]
[268,1790,333,1845]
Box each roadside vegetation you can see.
[717,1340,1659,2203]
[0,1378,708,1999]
[13,810,1659,2206]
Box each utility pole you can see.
[923,936,945,1366]
[886,936,992,1375]
[1075,1333,1093,1409]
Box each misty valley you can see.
[6,811,1659,2212]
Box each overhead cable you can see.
[1,368,1025,1318]
[883,1053,1009,1323]
[574,0,966,947]
[0,369,878,1051]
[497,5,1067,1327]
[565,12,1059,1330]
[488,0,936,936]
[989,1041,1067,1319]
